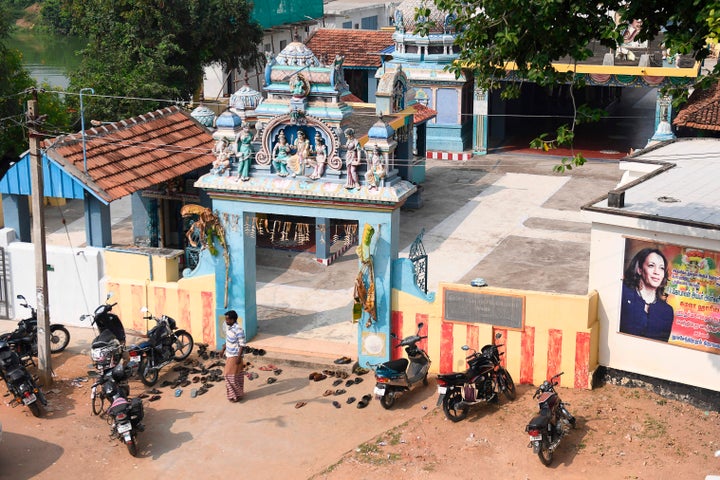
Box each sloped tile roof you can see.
[673,81,720,131]
[341,92,365,103]
[408,103,437,124]
[305,28,394,68]
[42,106,215,203]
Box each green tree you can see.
[0,3,35,175]
[68,0,264,121]
[422,0,720,169]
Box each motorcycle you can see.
[0,339,47,417]
[525,371,576,466]
[435,333,516,422]
[0,294,70,366]
[92,362,145,456]
[129,307,194,386]
[82,294,131,375]
[369,322,431,409]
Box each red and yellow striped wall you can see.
[392,283,599,389]
[103,250,217,347]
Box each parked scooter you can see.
[0,339,47,417]
[92,362,145,456]
[82,294,131,374]
[369,322,431,409]
[435,333,516,422]
[525,371,576,466]
[0,294,70,366]
[129,307,194,386]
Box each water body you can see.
[7,30,86,89]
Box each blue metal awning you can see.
[0,151,104,203]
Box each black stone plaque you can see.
[444,289,524,329]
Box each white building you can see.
[585,138,720,392]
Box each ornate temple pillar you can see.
[473,87,488,155]
[648,93,675,145]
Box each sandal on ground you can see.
[357,394,372,409]
[295,401,307,409]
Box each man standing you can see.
[220,310,246,402]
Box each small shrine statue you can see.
[343,128,363,189]
[291,128,311,177]
[271,130,291,177]
[365,145,386,190]
[212,138,231,175]
[235,124,253,181]
[290,73,308,97]
[309,133,327,180]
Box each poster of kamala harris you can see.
[620,238,720,354]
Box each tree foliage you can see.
[0,3,35,174]
[421,0,720,170]
[67,0,264,121]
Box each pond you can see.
[7,30,86,89]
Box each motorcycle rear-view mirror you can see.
[106,292,114,301]
[140,306,149,313]
[461,345,470,351]
[417,322,424,330]
[495,332,502,339]
[16,294,25,301]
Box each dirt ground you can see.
[312,384,720,480]
[0,347,718,480]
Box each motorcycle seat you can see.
[381,358,408,373]
[437,372,466,382]
[527,413,550,430]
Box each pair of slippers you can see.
[295,401,307,409]
[357,394,372,409]
[308,372,327,381]
[322,369,349,379]
[323,389,346,397]
[344,377,363,387]
[148,395,161,402]
[267,377,277,384]
[333,356,352,365]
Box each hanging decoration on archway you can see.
[353,224,377,327]
[181,204,231,308]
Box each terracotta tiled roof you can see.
[43,106,215,203]
[305,28,394,68]
[407,103,437,124]
[673,81,720,131]
[341,92,365,103]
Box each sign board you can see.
[444,289,524,329]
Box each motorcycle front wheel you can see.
[499,369,517,401]
[28,401,42,417]
[538,440,553,466]
[139,358,159,386]
[379,390,396,409]
[442,388,468,422]
[126,432,139,457]
[91,390,105,416]
[49,325,70,353]
[172,331,194,361]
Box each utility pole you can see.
[27,93,52,387]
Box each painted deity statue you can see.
[212,138,231,175]
[343,128,362,189]
[309,133,327,180]
[291,129,311,177]
[365,145,386,190]
[235,124,253,181]
[271,130,291,177]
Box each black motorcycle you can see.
[129,308,193,386]
[0,294,70,366]
[0,339,47,417]
[92,362,145,456]
[436,333,516,422]
[525,371,576,466]
[82,294,127,347]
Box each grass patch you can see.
[640,414,667,439]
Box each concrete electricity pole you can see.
[27,94,52,386]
